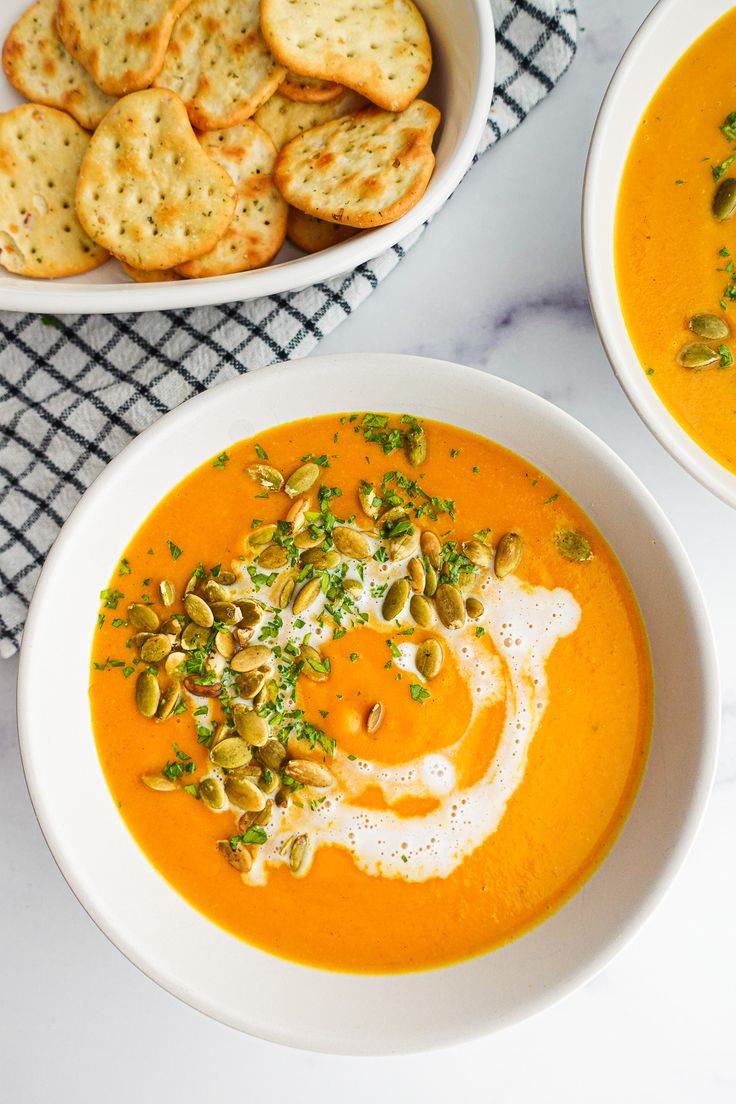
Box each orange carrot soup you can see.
[616,7,736,474]
[90,413,652,973]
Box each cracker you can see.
[274,99,440,229]
[281,71,344,104]
[120,260,181,281]
[260,0,431,112]
[0,103,108,277]
[287,206,357,253]
[254,88,366,152]
[176,122,287,277]
[2,0,117,131]
[75,88,237,270]
[56,0,193,96]
[154,0,286,130]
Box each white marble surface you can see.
[2,0,735,1098]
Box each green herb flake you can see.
[254,443,268,460]
[99,587,124,609]
[543,493,559,505]
[212,451,230,470]
[712,155,736,182]
[410,684,431,704]
[166,539,183,561]
[719,344,734,368]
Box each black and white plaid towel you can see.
[0,0,577,657]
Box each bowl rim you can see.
[582,0,736,509]
[16,354,721,1053]
[0,0,495,315]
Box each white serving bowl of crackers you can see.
[0,0,494,314]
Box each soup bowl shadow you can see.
[17,354,719,1053]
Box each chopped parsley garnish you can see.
[410,684,431,704]
[254,443,268,459]
[212,451,230,470]
[166,539,183,560]
[99,587,124,609]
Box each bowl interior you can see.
[583,0,736,507]
[17,354,719,1053]
[0,0,494,313]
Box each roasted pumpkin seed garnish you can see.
[358,480,380,518]
[257,544,288,570]
[233,704,270,746]
[218,838,253,872]
[462,538,494,569]
[231,644,272,673]
[181,621,210,651]
[215,629,236,659]
[237,669,268,698]
[136,671,160,718]
[676,342,721,369]
[246,462,284,491]
[159,579,176,607]
[156,682,180,721]
[408,555,426,593]
[388,525,420,561]
[289,833,313,877]
[210,736,252,769]
[274,570,297,610]
[435,583,465,629]
[200,775,226,811]
[424,562,438,597]
[465,597,484,620]
[140,633,172,663]
[285,461,320,498]
[555,529,593,562]
[383,577,410,620]
[367,702,383,733]
[284,759,334,787]
[415,638,443,680]
[494,532,524,579]
[141,771,177,791]
[299,643,330,682]
[404,423,427,466]
[409,593,434,628]
[293,576,322,615]
[285,494,309,531]
[300,547,340,570]
[713,176,736,221]
[689,313,729,340]
[128,603,160,632]
[257,739,287,772]
[183,592,214,628]
[224,775,266,812]
[332,526,371,560]
[420,530,441,568]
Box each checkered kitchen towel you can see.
[0,0,577,656]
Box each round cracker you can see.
[274,100,440,229]
[287,207,357,253]
[260,0,432,112]
[56,0,193,96]
[0,103,108,277]
[176,122,287,278]
[254,88,366,152]
[120,260,182,282]
[154,0,286,130]
[280,71,345,104]
[75,88,237,270]
[2,0,117,131]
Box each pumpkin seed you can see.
[140,633,172,663]
[435,583,465,629]
[285,495,309,532]
[555,529,593,562]
[238,645,273,672]
[677,342,720,369]
[299,644,330,682]
[367,702,383,733]
[358,481,380,518]
[200,580,224,604]
[217,838,253,872]
[165,650,187,678]
[159,579,175,607]
[293,576,323,615]
[383,577,410,620]
[156,682,180,721]
[200,776,226,811]
[257,544,288,570]
[713,177,736,221]
[131,631,153,649]
[300,547,340,570]
[181,621,209,651]
[274,570,296,610]
[247,524,277,552]
[210,737,252,769]
[257,739,287,772]
[234,627,254,649]
[253,681,273,709]
[183,593,214,628]
[420,530,441,568]
[410,593,434,628]
[689,313,729,340]
[289,833,313,877]
[237,669,267,698]
[136,671,160,717]
[141,771,177,791]
[255,792,275,820]
[246,462,283,491]
[463,539,494,568]
[285,462,320,498]
[388,525,420,561]
[495,532,524,579]
[183,675,222,698]
[160,616,182,638]
[294,528,324,550]
[233,705,270,747]
[343,578,362,597]
[215,630,235,659]
[466,597,485,620]
[415,638,444,680]
[128,603,160,632]
[183,572,199,596]
[404,423,427,466]
[332,526,371,560]
[211,722,230,747]
[408,556,426,593]
[225,775,266,812]
[424,563,438,597]
[377,505,408,533]
[236,599,263,629]
[457,568,476,594]
[275,788,289,808]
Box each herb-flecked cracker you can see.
[2,0,117,131]
[254,88,366,151]
[154,0,286,130]
[0,103,108,277]
[56,0,193,96]
[274,99,440,228]
[287,207,356,253]
[260,0,432,112]
[280,71,344,104]
[176,122,287,277]
[75,88,237,270]
[120,260,182,281]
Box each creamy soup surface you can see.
[616,7,736,473]
[90,413,652,973]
